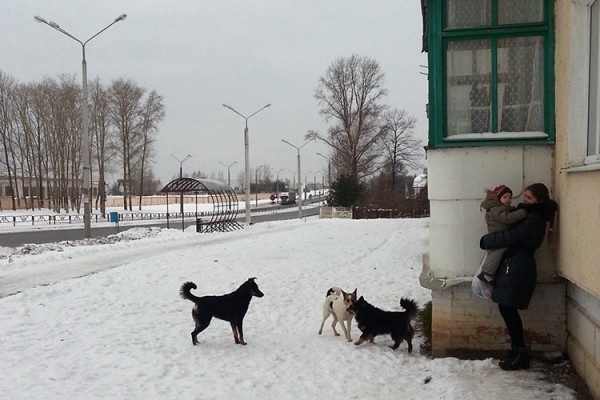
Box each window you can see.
[428,0,554,148]
[565,0,600,170]
[588,0,600,163]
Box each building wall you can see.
[567,284,600,400]
[554,1,600,397]
[426,146,566,355]
[431,281,566,357]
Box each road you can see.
[0,205,321,248]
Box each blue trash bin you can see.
[109,212,119,223]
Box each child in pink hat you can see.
[472,185,527,299]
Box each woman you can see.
[479,183,558,371]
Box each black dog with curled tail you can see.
[180,278,264,345]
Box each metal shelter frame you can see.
[160,178,242,232]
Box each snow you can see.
[0,217,576,399]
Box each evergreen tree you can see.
[327,174,363,207]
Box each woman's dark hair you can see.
[525,183,558,224]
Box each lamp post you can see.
[281,139,312,218]
[223,103,271,224]
[316,152,331,190]
[219,161,238,186]
[171,153,192,214]
[35,13,127,239]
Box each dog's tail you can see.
[180,281,201,303]
[326,287,342,297]
[400,297,418,319]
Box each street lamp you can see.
[219,161,238,187]
[316,152,331,189]
[281,139,313,218]
[223,103,271,224]
[35,13,127,239]
[171,153,192,214]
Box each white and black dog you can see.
[318,287,357,342]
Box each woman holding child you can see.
[479,183,558,371]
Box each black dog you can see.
[350,296,418,351]
[179,278,264,345]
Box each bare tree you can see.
[136,90,165,210]
[27,83,51,210]
[0,70,18,210]
[308,54,387,181]
[13,83,37,211]
[378,109,422,193]
[90,79,115,217]
[109,78,143,211]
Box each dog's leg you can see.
[347,318,352,341]
[354,333,371,346]
[390,332,402,350]
[230,322,241,344]
[235,319,247,345]
[318,312,329,335]
[331,315,340,336]
[340,318,352,342]
[191,317,212,345]
[406,325,414,353]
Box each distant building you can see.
[413,171,428,197]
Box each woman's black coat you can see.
[479,203,548,309]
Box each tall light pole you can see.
[317,152,331,189]
[219,161,238,187]
[281,139,312,218]
[171,153,192,214]
[223,103,271,224]
[35,13,127,239]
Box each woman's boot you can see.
[499,346,530,371]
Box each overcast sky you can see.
[2,0,428,186]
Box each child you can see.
[473,185,527,298]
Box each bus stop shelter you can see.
[160,178,242,232]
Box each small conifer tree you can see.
[327,174,363,207]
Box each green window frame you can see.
[427,0,555,148]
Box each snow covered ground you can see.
[0,217,578,399]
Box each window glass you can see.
[432,1,553,146]
[497,36,544,132]
[498,0,544,25]
[588,1,600,158]
[446,40,492,136]
[446,0,491,28]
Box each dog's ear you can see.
[358,296,364,301]
[248,277,257,281]
[352,288,357,296]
